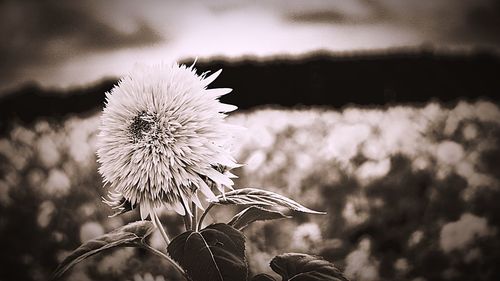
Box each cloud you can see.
[450,0,500,45]
[287,0,500,47]
[374,0,500,46]
[284,0,375,24]
[6,0,499,92]
[287,10,367,24]
[0,0,162,85]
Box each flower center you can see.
[128,111,180,147]
[129,112,156,143]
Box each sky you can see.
[1,0,499,93]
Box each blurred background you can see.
[1,1,500,281]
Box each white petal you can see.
[225,171,238,179]
[140,201,151,220]
[170,200,186,216]
[180,192,193,217]
[197,179,217,201]
[203,69,222,86]
[206,88,232,98]
[218,103,238,113]
[205,168,234,187]
[191,192,204,210]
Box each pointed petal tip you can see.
[140,204,150,221]
[171,201,186,216]
[189,57,198,69]
[192,192,205,210]
[220,103,238,113]
[203,69,222,85]
[180,194,193,217]
[198,179,217,201]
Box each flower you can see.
[97,63,240,220]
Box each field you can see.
[1,99,499,281]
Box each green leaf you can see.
[250,274,277,281]
[52,221,155,280]
[210,188,326,215]
[270,253,350,281]
[228,206,291,230]
[167,223,247,281]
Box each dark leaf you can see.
[52,221,155,280]
[228,206,291,230]
[270,253,349,281]
[210,188,326,215]
[168,223,247,281]
[250,274,277,281]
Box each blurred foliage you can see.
[1,100,499,281]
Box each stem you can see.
[180,198,193,231]
[197,203,215,231]
[182,212,192,231]
[142,244,188,280]
[192,202,198,232]
[152,211,170,244]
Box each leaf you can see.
[52,221,155,280]
[167,223,247,281]
[228,206,291,230]
[250,274,277,281]
[210,188,326,215]
[270,253,350,281]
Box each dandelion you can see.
[97,63,240,221]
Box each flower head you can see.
[97,63,239,220]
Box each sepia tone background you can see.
[1,1,500,281]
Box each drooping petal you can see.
[191,191,205,210]
[140,200,151,220]
[170,200,186,216]
[197,178,217,201]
